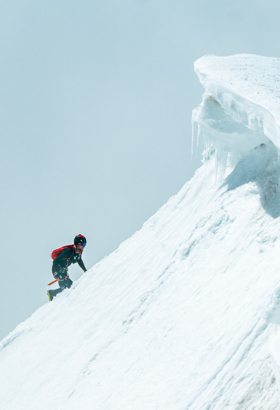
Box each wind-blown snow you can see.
[1,55,280,409]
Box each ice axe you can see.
[48,276,68,286]
[48,278,59,286]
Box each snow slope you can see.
[1,55,280,409]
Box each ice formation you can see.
[192,54,280,181]
[1,55,280,409]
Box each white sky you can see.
[0,0,278,340]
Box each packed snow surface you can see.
[1,54,280,409]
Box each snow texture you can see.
[1,54,280,409]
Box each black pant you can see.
[50,277,73,299]
[59,277,73,289]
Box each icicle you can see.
[191,107,199,161]
[196,124,202,158]
[191,120,195,158]
[214,149,228,184]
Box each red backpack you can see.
[51,244,75,260]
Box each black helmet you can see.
[74,234,87,246]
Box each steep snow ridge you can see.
[1,55,280,409]
[193,54,280,152]
[194,54,280,399]
[1,144,280,409]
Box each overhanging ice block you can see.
[194,54,280,151]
